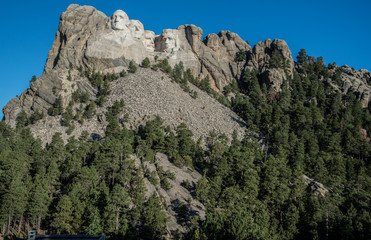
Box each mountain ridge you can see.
[0,4,370,240]
[3,4,370,137]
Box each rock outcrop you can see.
[44,4,255,91]
[27,68,246,145]
[45,4,107,72]
[250,39,294,95]
[133,153,205,234]
[2,4,288,128]
[3,3,370,133]
[303,175,329,197]
[339,65,371,108]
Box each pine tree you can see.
[196,176,210,203]
[141,57,150,68]
[27,172,50,232]
[48,95,63,116]
[142,193,169,239]
[130,168,146,225]
[83,102,96,119]
[128,60,137,73]
[16,110,29,128]
[51,195,73,234]
[103,184,130,236]
[84,204,103,235]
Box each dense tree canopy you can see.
[1,50,370,240]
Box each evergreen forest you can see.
[0,49,370,240]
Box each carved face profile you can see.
[163,31,178,51]
[155,30,179,53]
[111,10,129,30]
[130,20,144,39]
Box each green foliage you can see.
[27,172,50,231]
[195,175,210,203]
[235,49,246,62]
[103,184,130,236]
[158,59,172,73]
[62,105,73,127]
[30,109,44,124]
[30,75,37,84]
[16,110,29,128]
[141,57,150,68]
[297,49,309,66]
[106,99,125,122]
[51,195,73,234]
[48,95,63,116]
[52,86,57,95]
[148,171,159,186]
[199,76,212,94]
[83,102,96,119]
[120,69,127,77]
[67,70,72,81]
[269,49,283,68]
[142,194,169,239]
[128,60,137,73]
[223,79,239,95]
[84,69,117,107]
[190,90,198,99]
[2,53,371,239]
[172,62,184,83]
[72,90,89,103]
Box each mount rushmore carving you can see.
[44,4,286,91]
[3,4,370,129]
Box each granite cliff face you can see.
[44,4,253,89]
[339,65,371,108]
[3,3,371,131]
[0,4,258,129]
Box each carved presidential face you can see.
[130,20,144,39]
[162,30,179,52]
[111,10,129,30]
[154,30,179,53]
[163,34,176,50]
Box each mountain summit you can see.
[1,4,371,240]
[4,4,371,133]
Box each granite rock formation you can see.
[3,3,371,132]
[25,68,246,145]
[303,175,329,197]
[339,65,371,108]
[0,4,259,129]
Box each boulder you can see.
[261,68,287,97]
[303,175,329,197]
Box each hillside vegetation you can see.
[0,48,370,240]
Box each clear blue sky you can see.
[1,0,371,119]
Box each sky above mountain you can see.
[1,0,370,119]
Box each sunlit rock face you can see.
[4,4,297,128]
[130,20,145,40]
[111,10,129,30]
[155,28,197,63]
[155,29,180,53]
[85,9,150,63]
[5,3,370,132]
[43,5,256,92]
[144,30,156,52]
